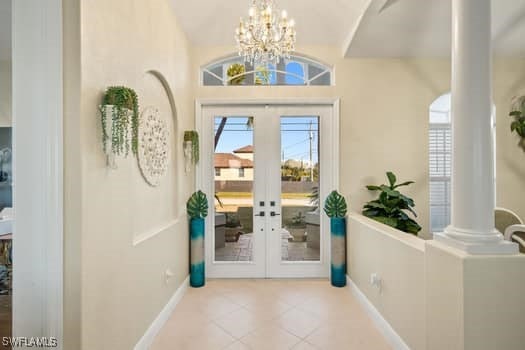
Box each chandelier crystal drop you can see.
[235,0,296,65]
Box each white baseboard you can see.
[134,276,190,350]
[346,276,410,350]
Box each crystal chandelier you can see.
[235,0,296,65]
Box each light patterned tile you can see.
[182,322,236,350]
[196,294,243,320]
[291,341,319,350]
[213,307,271,339]
[223,340,252,350]
[150,279,391,350]
[241,325,301,350]
[276,307,322,339]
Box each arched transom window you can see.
[201,54,333,86]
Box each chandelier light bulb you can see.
[281,10,287,19]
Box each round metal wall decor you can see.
[138,107,170,186]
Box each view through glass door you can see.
[201,105,335,278]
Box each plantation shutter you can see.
[429,124,452,233]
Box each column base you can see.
[434,232,519,255]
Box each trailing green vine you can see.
[100,86,140,156]
[184,131,200,163]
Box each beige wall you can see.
[348,214,427,349]
[426,241,525,350]
[0,60,11,126]
[194,46,525,237]
[349,215,525,350]
[68,0,195,348]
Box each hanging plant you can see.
[183,131,199,170]
[186,190,209,219]
[509,96,525,151]
[227,63,246,85]
[99,86,140,157]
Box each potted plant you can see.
[224,213,243,242]
[99,86,139,168]
[362,171,422,235]
[186,190,208,287]
[183,131,199,172]
[286,212,307,242]
[324,190,348,287]
[509,96,525,151]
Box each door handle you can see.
[270,211,280,217]
[255,211,265,217]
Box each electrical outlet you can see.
[370,273,382,293]
[165,269,174,285]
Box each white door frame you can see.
[195,98,340,278]
[12,0,63,346]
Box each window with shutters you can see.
[429,93,496,234]
[429,94,452,233]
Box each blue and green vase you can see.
[190,217,205,287]
[330,217,346,287]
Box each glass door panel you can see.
[280,117,320,261]
[213,117,254,262]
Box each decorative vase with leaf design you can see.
[187,190,208,287]
[324,190,348,287]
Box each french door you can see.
[199,103,338,278]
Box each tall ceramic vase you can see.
[190,217,205,287]
[330,217,346,287]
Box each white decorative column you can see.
[434,0,518,254]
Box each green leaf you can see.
[509,111,522,117]
[386,171,396,188]
[371,216,398,228]
[323,191,348,218]
[366,185,381,191]
[394,181,415,188]
[187,190,209,219]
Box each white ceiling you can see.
[0,0,10,61]
[347,0,525,57]
[170,0,363,46]
[2,1,524,60]
[171,0,525,58]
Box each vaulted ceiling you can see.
[1,0,524,60]
[171,0,525,58]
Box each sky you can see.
[214,116,319,164]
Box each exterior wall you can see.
[235,152,253,161]
[215,167,254,181]
[70,0,195,348]
[194,46,525,238]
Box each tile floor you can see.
[151,279,392,350]
[215,233,320,262]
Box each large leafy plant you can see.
[509,96,525,151]
[186,190,209,219]
[324,191,347,218]
[362,172,421,235]
[100,86,139,156]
